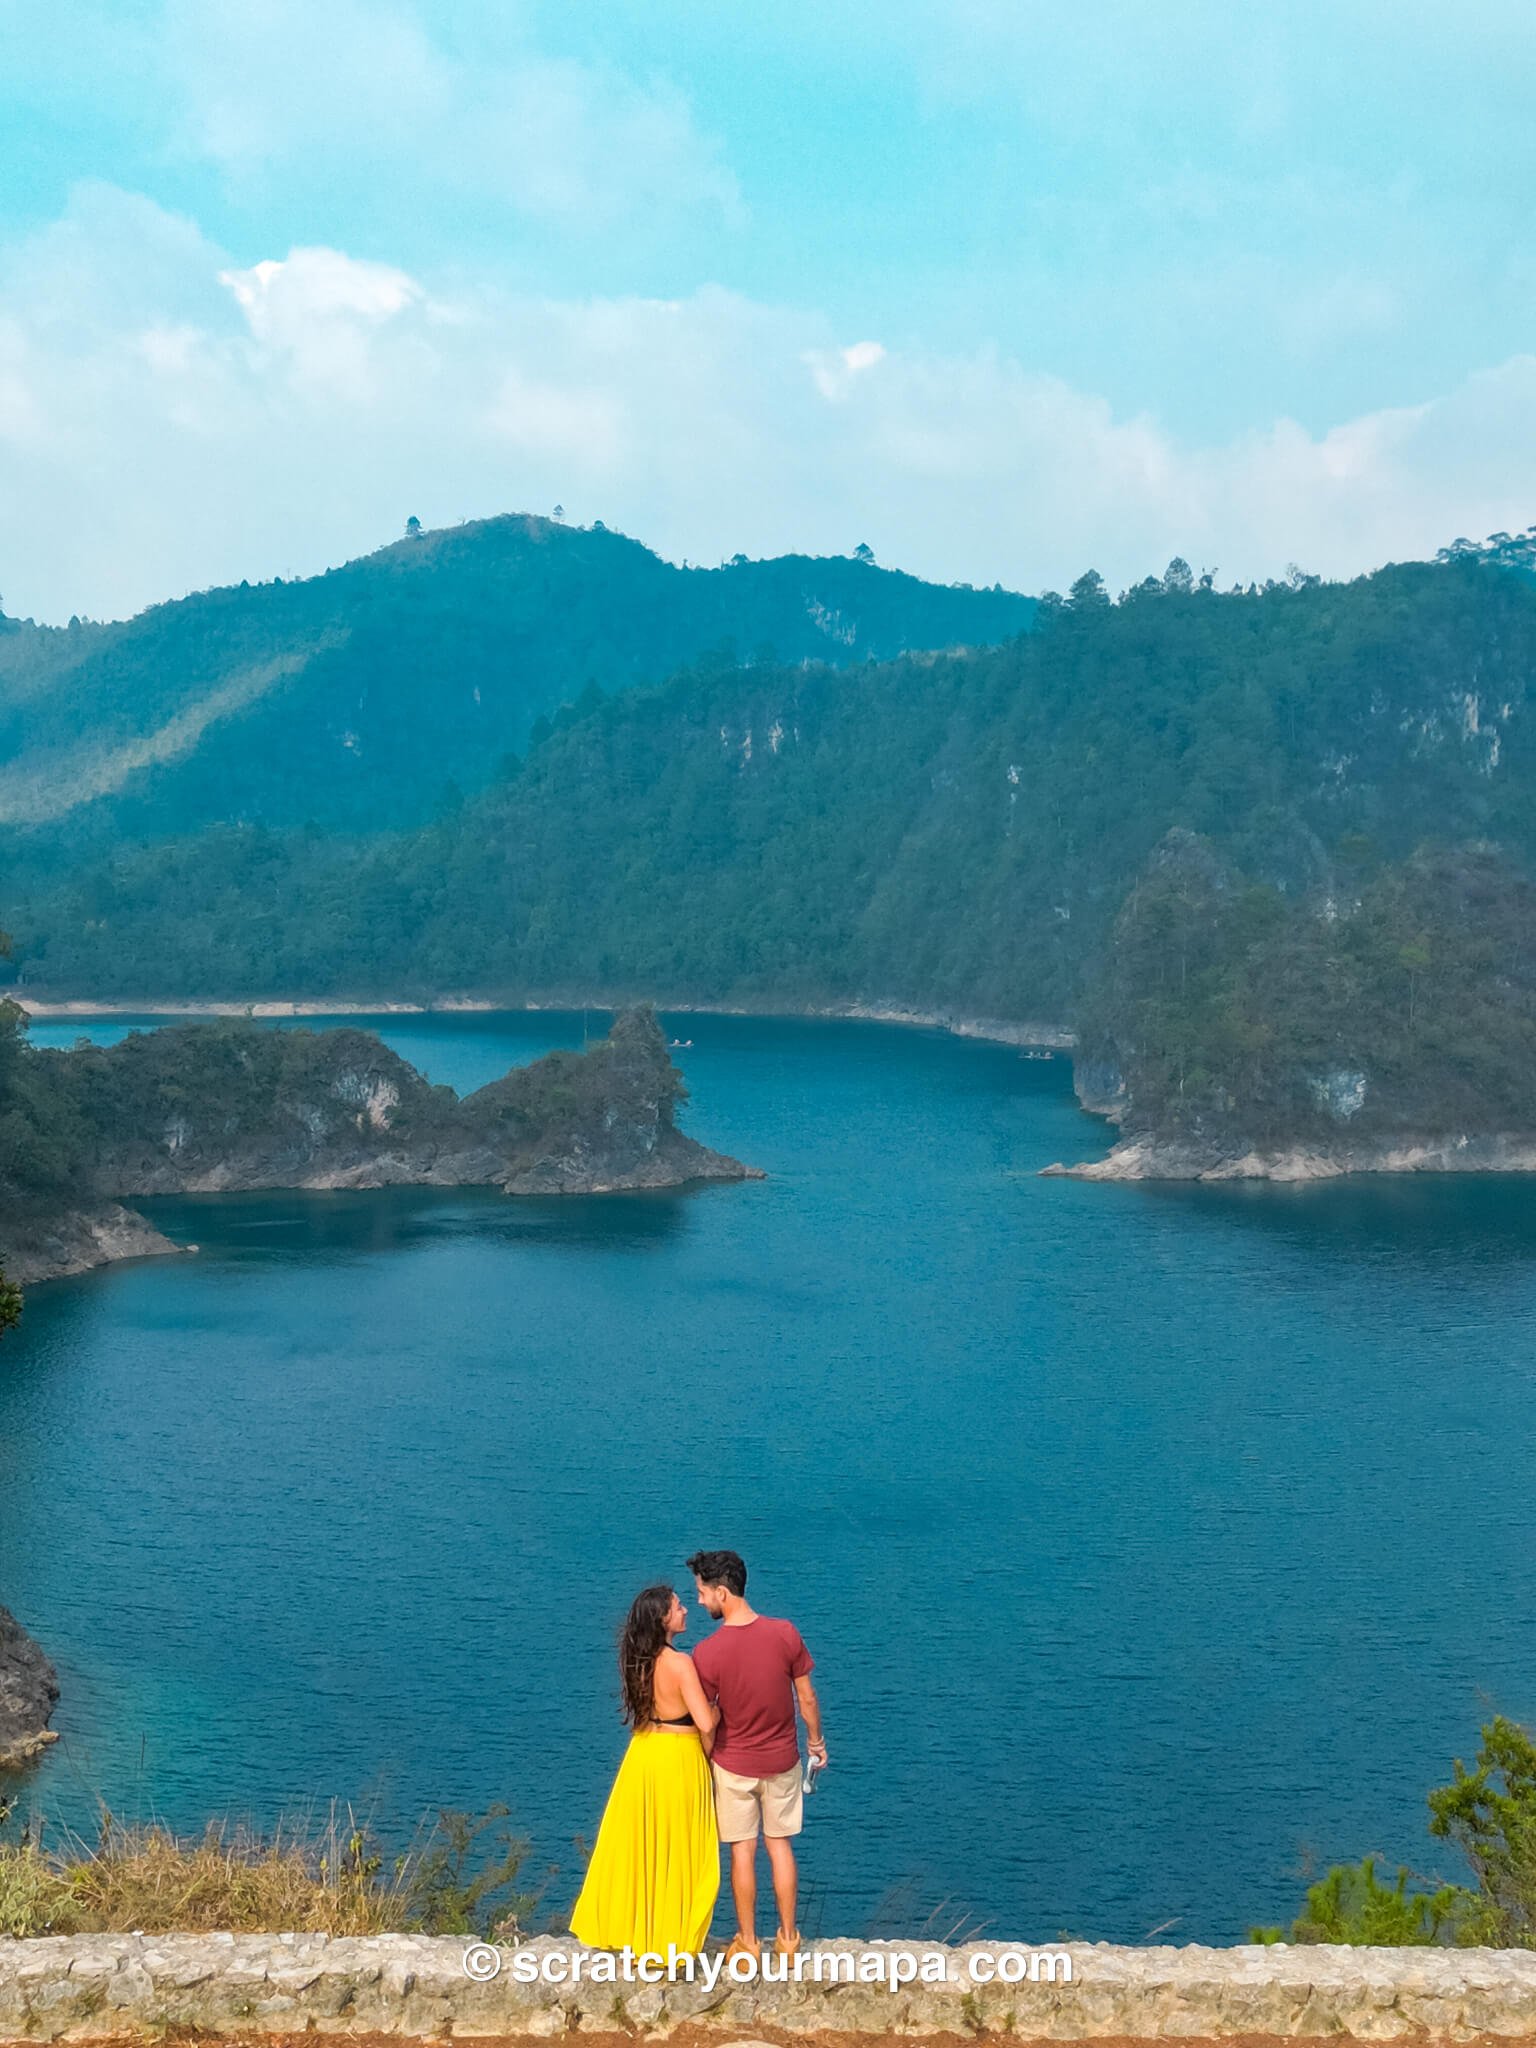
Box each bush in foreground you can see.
[1256,1718,1536,1947]
[1428,1716,1536,1946]
[0,1805,534,1940]
[1252,1856,1464,1946]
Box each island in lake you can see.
[0,1003,761,1286]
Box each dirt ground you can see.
[33,2032,1536,2048]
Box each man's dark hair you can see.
[687,1549,747,1596]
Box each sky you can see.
[2,0,1535,622]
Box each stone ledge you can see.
[3,1937,1536,2043]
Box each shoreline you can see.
[10,995,1074,1049]
[1043,1132,1536,1182]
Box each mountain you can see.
[12,542,1536,1020]
[0,515,1035,846]
[9,529,1536,1176]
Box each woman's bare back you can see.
[650,1645,694,1723]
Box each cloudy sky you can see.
[2,0,1535,622]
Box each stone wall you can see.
[4,1936,1536,2043]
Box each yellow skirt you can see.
[570,1730,720,1953]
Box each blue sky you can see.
[2,0,1535,621]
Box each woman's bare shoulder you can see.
[657,1644,695,1669]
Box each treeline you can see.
[1082,831,1536,1147]
[8,549,1536,1034]
[0,514,1034,845]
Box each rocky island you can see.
[0,1005,760,1285]
[0,1605,59,1770]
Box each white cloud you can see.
[220,250,422,335]
[806,340,887,401]
[1,189,1534,623]
[160,0,740,231]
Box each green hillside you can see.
[10,542,1536,1048]
[0,515,1034,845]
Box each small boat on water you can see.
[669,1038,694,1049]
[1020,1048,1055,1061]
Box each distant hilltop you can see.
[0,514,1034,842]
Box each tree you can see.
[1067,570,1110,609]
[1428,1716,1536,1945]
[405,516,423,538]
[552,504,566,523]
[1252,1856,1463,1946]
[854,542,876,564]
[0,1268,19,1340]
[1163,557,1194,595]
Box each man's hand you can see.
[794,1672,825,1761]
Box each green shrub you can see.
[1429,1716,1536,1947]
[1252,1855,1466,1946]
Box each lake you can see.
[3,1009,1534,1944]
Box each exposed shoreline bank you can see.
[1044,1132,1536,1182]
[10,995,1074,1049]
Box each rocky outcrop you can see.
[837,1005,1073,1049]
[0,1606,59,1769]
[1069,1053,1126,1120]
[1044,1133,1536,1182]
[2,1009,760,1283]
[4,1933,1536,2042]
[1,1203,186,1287]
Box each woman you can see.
[569,1584,720,1953]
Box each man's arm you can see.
[794,1672,827,1762]
[676,1654,719,1755]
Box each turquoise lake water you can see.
[2,1010,1534,1943]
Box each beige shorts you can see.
[712,1760,804,1841]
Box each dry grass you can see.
[0,1804,534,1939]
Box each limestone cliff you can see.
[1,1007,760,1282]
[0,1605,59,1770]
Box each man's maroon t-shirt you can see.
[692,1616,813,1775]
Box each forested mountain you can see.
[9,543,1536,1064]
[0,515,1034,845]
[1071,830,1536,1166]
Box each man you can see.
[687,1548,826,1961]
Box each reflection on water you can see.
[140,1186,696,1262]
[1153,1170,1536,1270]
[3,1012,1535,1945]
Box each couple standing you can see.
[570,1549,827,1961]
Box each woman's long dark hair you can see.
[618,1584,676,1727]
